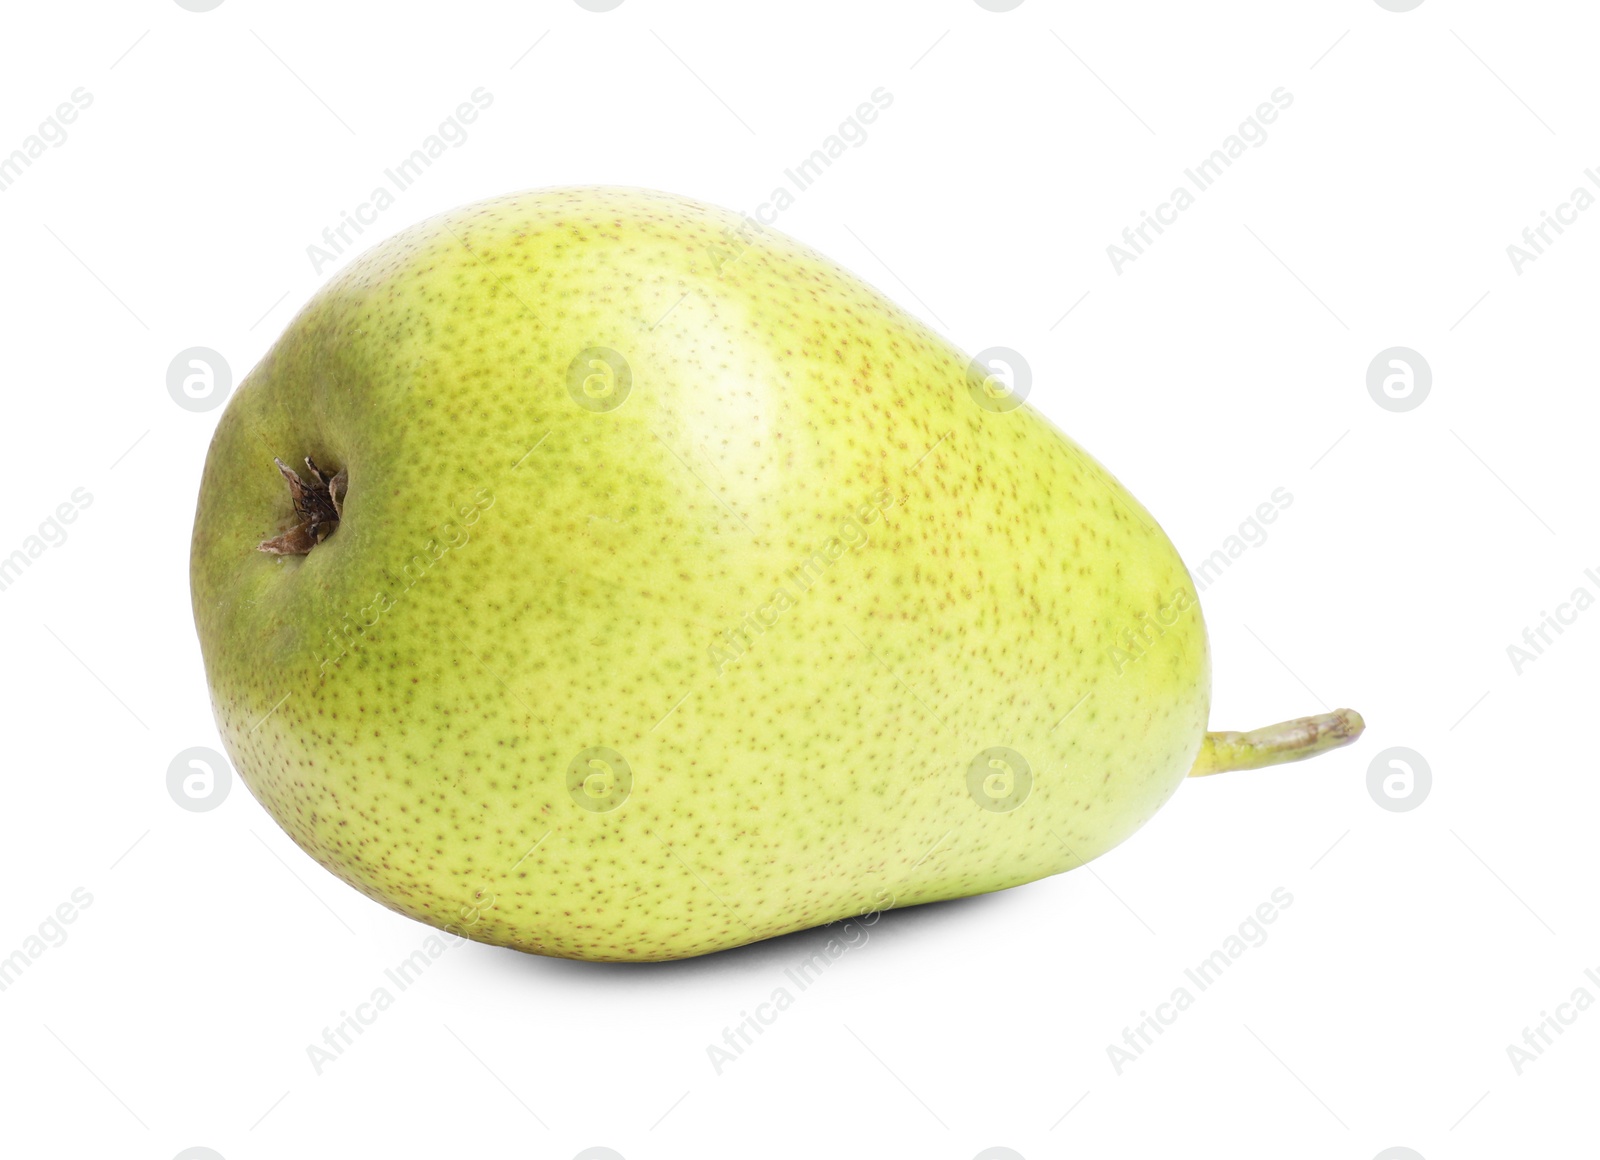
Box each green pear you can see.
[190,187,1362,961]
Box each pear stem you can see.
[1187,709,1365,777]
[258,456,348,556]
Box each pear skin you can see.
[190,187,1360,961]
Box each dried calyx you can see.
[258,456,347,556]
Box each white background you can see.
[0,1,1593,1157]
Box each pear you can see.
[190,187,1362,961]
